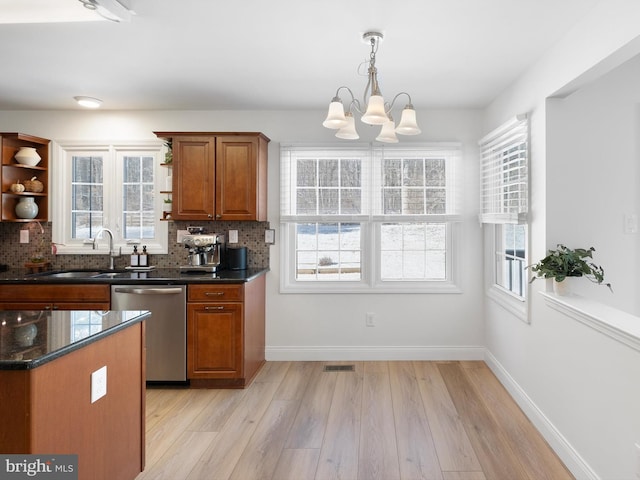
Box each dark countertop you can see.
[0,310,150,370]
[0,267,269,285]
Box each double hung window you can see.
[280,144,461,293]
[479,115,529,304]
[52,142,168,254]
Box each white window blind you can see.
[479,115,528,224]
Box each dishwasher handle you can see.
[113,287,184,295]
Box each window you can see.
[52,142,168,255]
[280,144,461,293]
[479,115,529,304]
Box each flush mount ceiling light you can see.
[77,0,134,22]
[323,32,421,143]
[74,96,102,108]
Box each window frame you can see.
[479,115,530,321]
[52,140,168,255]
[280,143,462,294]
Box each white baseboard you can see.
[484,350,600,480]
[265,345,485,361]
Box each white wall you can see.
[483,1,640,478]
[0,107,486,360]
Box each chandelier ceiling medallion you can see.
[322,31,421,143]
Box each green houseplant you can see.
[528,244,612,292]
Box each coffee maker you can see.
[180,233,224,272]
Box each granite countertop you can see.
[0,310,150,370]
[0,267,269,285]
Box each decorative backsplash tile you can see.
[0,220,271,270]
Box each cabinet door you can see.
[216,135,266,221]
[187,302,243,379]
[173,136,215,220]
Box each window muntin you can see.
[281,144,460,292]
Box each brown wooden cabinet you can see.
[186,275,265,388]
[154,132,269,221]
[0,284,111,310]
[0,133,50,222]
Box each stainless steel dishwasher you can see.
[111,285,187,383]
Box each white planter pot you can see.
[553,278,571,296]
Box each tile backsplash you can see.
[0,220,271,270]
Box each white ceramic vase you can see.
[14,146,41,166]
[15,196,39,219]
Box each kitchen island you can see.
[0,309,149,480]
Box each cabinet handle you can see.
[204,292,225,296]
[204,306,225,311]
[207,214,213,218]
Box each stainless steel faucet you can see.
[92,227,120,269]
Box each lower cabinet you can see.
[187,275,265,388]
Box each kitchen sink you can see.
[27,270,125,279]
[42,271,103,278]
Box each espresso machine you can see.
[180,233,224,272]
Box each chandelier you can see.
[322,32,421,143]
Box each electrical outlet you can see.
[625,214,639,234]
[228,230,238,244]
[265,229,275,244]
[176,229,189,243]
[91,366,107,403]
[365,312,375,327]
[19,230,29,243]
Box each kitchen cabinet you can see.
[153,132,269,221]
[0,284,110,310]
[0,133,49,222]
[186,275,265,387]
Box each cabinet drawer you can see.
[0,284,110,303]
[188,284,243,302]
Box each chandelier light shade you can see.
[335,113,360,140]
[77,0,134,22]
[322,31,421,143]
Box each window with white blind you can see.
[280,144,461,293]
[52,141,168,255]
[479,115,529,304]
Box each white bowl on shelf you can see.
[14,147,41,167]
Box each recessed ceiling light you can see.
[74,96,102,108]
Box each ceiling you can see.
[0,0,602,111]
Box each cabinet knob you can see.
[215,214,222,219]
[208,214,213,218]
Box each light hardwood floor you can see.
[136,361,574,480]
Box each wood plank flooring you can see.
[135,361,574,480]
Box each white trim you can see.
[486,285,528,323]
[484,351,600,480]
[541,292,640,352]
[266,345,485,361]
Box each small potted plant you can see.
[527,244,612,295]
[163,198,172,212]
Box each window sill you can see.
[487,285,528,323]
[541,291,640,352]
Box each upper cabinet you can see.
[154,132,269,221]
[0,133,50,222]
